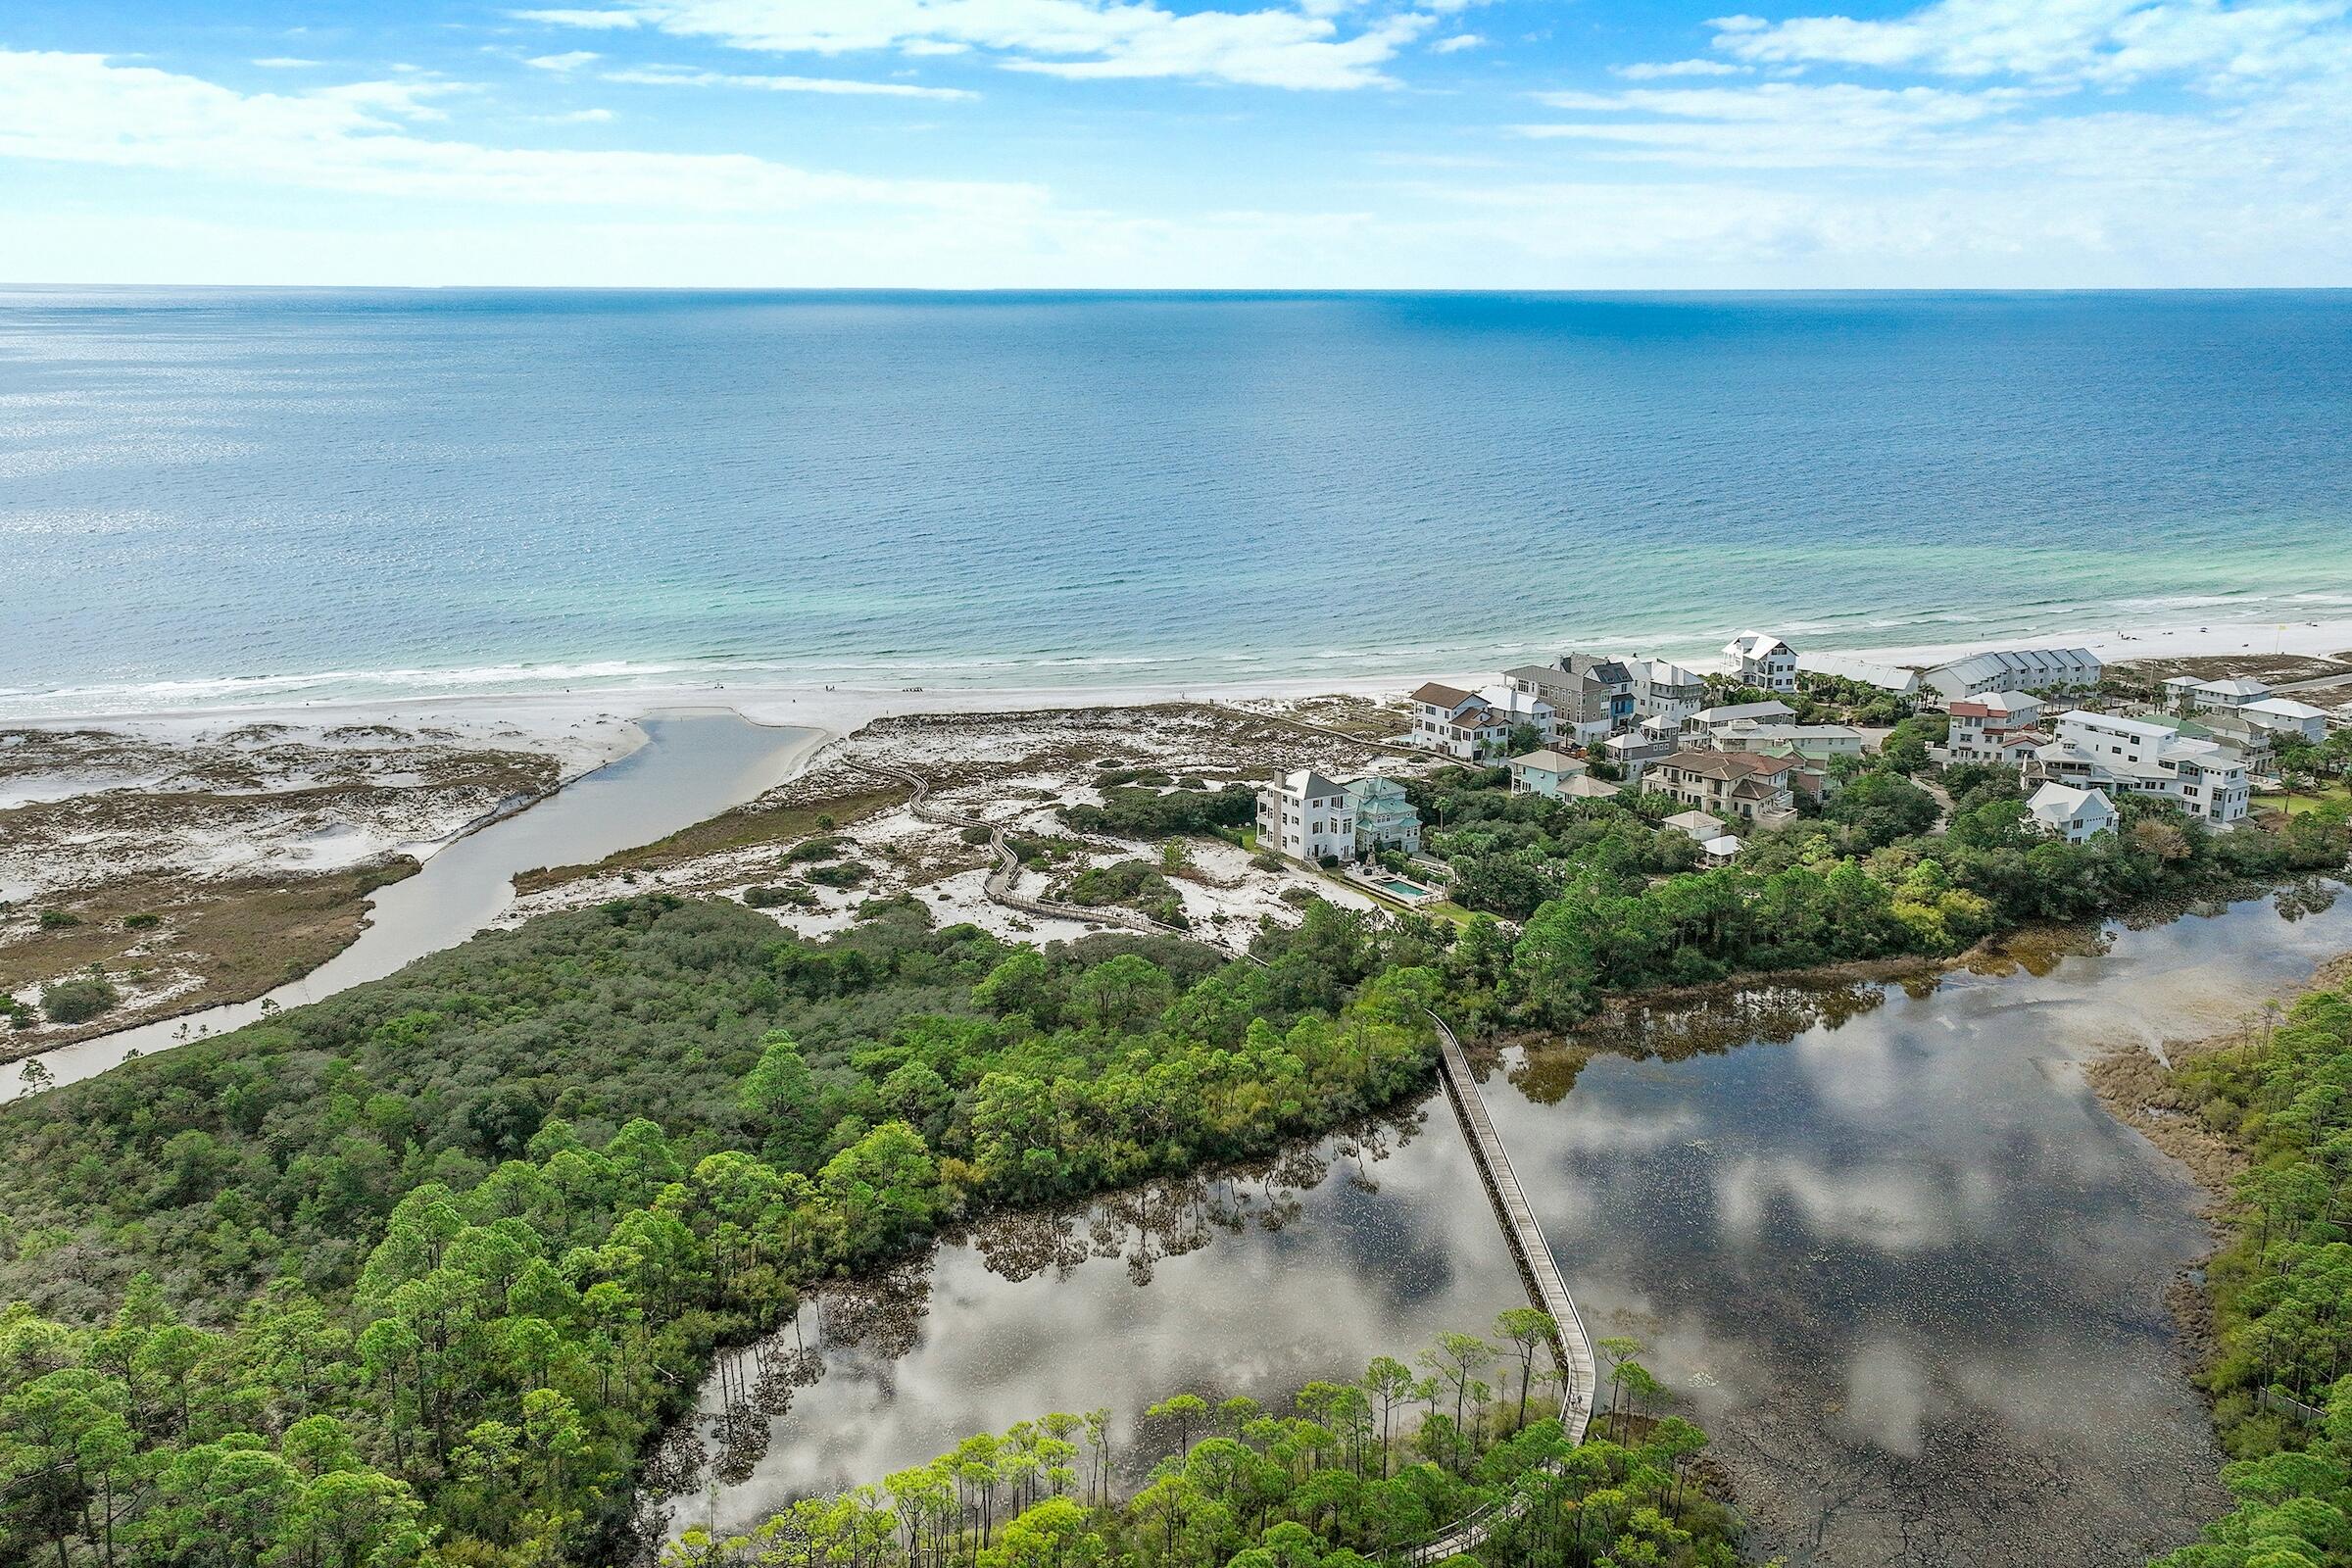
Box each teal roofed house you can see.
[1344,775,1421,857]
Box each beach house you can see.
[1662,808,1730,841]
[1504,655,1635,742]
[1650,750,1802,827]
[1943,692,2043,763]
[2027,782,2118,843]
[1724,631,1798,693]
[1408,681,1557,760]
[2163,675,2274,712]
[2131,710,2277,772]
[1509,748,1589,798]
[1629,657,1708,727]
[1920,648,2103,704]
[1343,775,1422,857]
[1603,731,1676,787]
[1256,770,1356,864]
[1706,721,1866,765]
[1686,699,1796,736]
[2239,697,2328,746]
[2027,710,2249,825]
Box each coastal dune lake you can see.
[668,888,2352,1566]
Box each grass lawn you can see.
[2255,782,2352,815]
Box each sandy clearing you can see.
[498,701,1419,950]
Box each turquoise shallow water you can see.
[3,289,2349,714]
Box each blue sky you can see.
[4,0,2348,286]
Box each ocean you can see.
[3,288,2349,716]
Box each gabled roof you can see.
[1663,808,1727,836]
[1726,630,1791,659]
[2200,677,2273,698]
[1410,681,1477,710]
[1927,648,2102,689]
[1951,690,2040,717]
[1692,700,1796,725]
[1510,748,1587,774]
[2243,697,2325,719]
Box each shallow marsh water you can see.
[668,886,2352,1565]
[5,710,814,1096]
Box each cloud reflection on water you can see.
[667,886,2350,1565]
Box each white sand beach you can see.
[17,611,2351,746]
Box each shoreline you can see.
[2082,948,2352,1463]
[1,712,833,1090]
[2084,948,2352,1202]
[10,615,2352,736]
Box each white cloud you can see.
[0,49,1037,216]
[1431,32,1485,53]
[1370,150,1506,167]
[1613,57,1747,78]
[1703,0,2352,87]
[524,50,602,71]
[1519,81,2089,168]
[509,8,643,26]
[251,57,320,70]
[1527,7,2352,185]
[604,65,978,97]
[12,1,2352,288]
[522,0,1437,89]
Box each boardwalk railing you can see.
[2261,1387,2328,1427]
[1403,1013,1598,1564]
[841,776,1593,1561]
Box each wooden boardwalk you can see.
[1408,1013,1598,1564]
[833,778,1593,1559]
